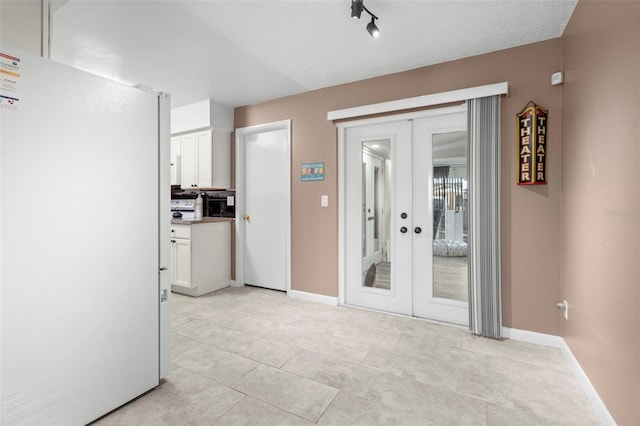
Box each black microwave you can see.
[204,191,235,218]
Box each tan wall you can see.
[561,2,640,424]
[235,39,564,335]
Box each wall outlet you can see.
[563,300,568,320]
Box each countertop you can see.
[171,217,235,225]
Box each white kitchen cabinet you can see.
[211,129,230,189]
[171,237,191,287]
[180,133,197,189]
[196,131,212,187]
[170,136,181,186]
[177,129,230,189]
[170,222,230,297]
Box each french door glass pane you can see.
[432,131,468,301]
[362,140,391,290]
[362,162,367,258]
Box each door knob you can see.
[414,227,422,234]
[401,212,408,219]
[243,214,250,221]
[400,226,408,233]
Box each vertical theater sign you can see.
[517,102,548,185]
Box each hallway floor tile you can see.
[95,286,600,425]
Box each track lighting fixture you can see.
[366,16,379,38]
[350,0,380,38]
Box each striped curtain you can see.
[467,95,502,339]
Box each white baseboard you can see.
[560,340,617,426]
[229,280,242,288]
[288,289,338,306]
[501,326,565,348]
[504,327,616,426]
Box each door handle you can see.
[400,226,408,233]
[414,227,422,234]
[243,214,250,221]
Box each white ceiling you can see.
[51,0,577,109]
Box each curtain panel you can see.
[467,95,502,339]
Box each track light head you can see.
[366,17,380,38]
[351,0,363,19]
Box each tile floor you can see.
[95,286,600,425]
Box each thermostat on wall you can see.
[551,72,564,86]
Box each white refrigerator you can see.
[0,48,171,425]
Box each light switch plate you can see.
[321,195,328,207]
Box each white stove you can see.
[171,198,196,220]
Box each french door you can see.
[344,107,469,325]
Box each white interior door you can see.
[344,107,469,325]
[345,121,413,315]
[237,121,290,291]
[413,112,468,325]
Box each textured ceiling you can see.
[52,0,577,108]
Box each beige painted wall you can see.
[236,39,564,335]
[562,2,640,424]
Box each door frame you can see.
[235,119,292,293]
[337,105,466,307]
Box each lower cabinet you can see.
[171,238,191,288]
[170,222,230,297]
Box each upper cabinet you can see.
[173,129,230,190]
[210,129,231,189]
[170,99,232,189]
[170,136,182,186]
